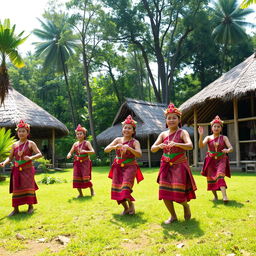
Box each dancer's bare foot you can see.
[120,208,130,216]
[90,188,95,196]
[128,204,135,215]
[77,194,83,198]
[212,197,218,201]
[27,205,34,214]
[184,204,191,220]
[164,216,178,224]
[223,197,229,204]
[8,209,19,217]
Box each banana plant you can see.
[0,127,16,163]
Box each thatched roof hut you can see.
[0,88,68,138]
[0,88,69,166]
[97,98,167,145]
[97,98,193,167]
[179,53,256,169]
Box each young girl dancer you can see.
[104,115,144,215]
[67,124,95,197]
[151,104,197,224]
[0,120,42,216]
[198,115,233,203]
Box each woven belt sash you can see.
[14,160,32,171]
[161,152,185,166]
[74,154,88,162]
[115,156,135,167]
[208,151,224,159]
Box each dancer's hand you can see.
[158,143,167,149]
[167,141,177,148]
[67,153,72,159]
[115,144,123,150]
[222,148,229,153]
[0,162,5,167]
[24,156,32,161]
[198,126,204,135]
[120,144,129,153]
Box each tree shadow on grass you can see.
[211,200,244,208]
[111,211,147,228]
[67,195,93,203]
[161,218,204,239]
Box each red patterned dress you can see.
[201,135,230,190]
[73,142,93,189]
[108,139,144,204]
[158,129,197,203]
[10,142,38,207]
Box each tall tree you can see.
[103,0,208,104]
[211,0,254,71]
[33,14,78,129]
[67,0,105,154]
[0,19,28,105]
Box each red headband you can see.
[75,124,87,134]
[164,103,182,117]
[210,115,224,126]
[16,120,30,132]
[122,115,137,128]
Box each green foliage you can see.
[0,18,29,104]
[0,18,28,68]
[0,128,16,162]
[39,175,67,184]
[90,149,110,166]
[211,0,254,44]
[35,157,51,173]
[240,0,256,9]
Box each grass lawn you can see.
[0,167,256,256]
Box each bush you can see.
[90,150,110,166]
[34,157,51,173]
[39,175,67,185]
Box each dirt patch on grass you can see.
[121,233,150,251]
[0,240,65,256]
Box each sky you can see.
[0,0,67,56]
[0,0,255,57]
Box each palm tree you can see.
[211,0,254,71]
[211,0,254,70]
[0,19,28,105]
[33,14,78,129]
[240,0,256,8]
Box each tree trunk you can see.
[133,40,161,102]
[82,51,99,155]
[0,56,10,105]
[107,61,122,105]
[60,50,77,129]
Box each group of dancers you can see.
[0,103,233,223]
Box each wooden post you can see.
[52,128,55,168]
[147,135,152,168]
[251,93,255,116]
[193,108,198,167]
[233,98,240,167]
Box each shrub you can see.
[39,175,67,185]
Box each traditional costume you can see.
[10,120,38,207]
[201,116,231,190]
[158,104,197,203]
[73,124,93,189]
[108,115,144,204]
